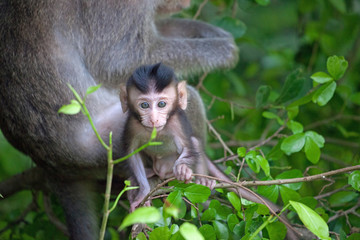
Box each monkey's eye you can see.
[140,102,150,109]
[158,101,166,108]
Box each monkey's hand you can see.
[174,163,193,183]
[195,177,216,190]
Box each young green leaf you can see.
[245,151,260,173]
[256,155,270,176]
[86,84,102,95]
[287,120,304,134]
[199,224,216,240]
[262,111,284,125]
[237,147,247,158]
[58,100,81,115]
[184,184,211,204]
[287,106,299,120]
[179,222,204,240]
[310,72,333,84]
[164,190,183,219]
[312,81,337,106]
[280,133,306,155]
[227,192,241,212]
[135,232,147,240]
[119,207,161,230]
[348,171,360,191]
[304,137,320,164]
[305,131,325,148]
[150,127,157,141]
[290,201,331,240]
[326,55,348,80]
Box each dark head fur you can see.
[127,63,177,93]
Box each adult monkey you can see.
[0,0,237,239]
[0,1,301,240]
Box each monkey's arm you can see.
[148,21,238,74]
[156,18,232,39]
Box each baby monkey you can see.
[120,63,215,211]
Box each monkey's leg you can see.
[50,178,99,240]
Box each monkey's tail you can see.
[206,158,302,240]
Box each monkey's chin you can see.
[144,125,165,132]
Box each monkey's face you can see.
[129,86,177,131]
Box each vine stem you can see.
[99,132,114,240]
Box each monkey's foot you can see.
[174,164,193,183]
[196,177,216,190]
[131,223,147,239]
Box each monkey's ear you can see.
[119,84,128,113]
[177,81,188,110]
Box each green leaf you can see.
[227,192,241,212]
[329,191,359,207]
[179,222,204,240]
[119,207,161,230]
[312,81,337,106]
[327,55,348,80]
[304,137,320,164]
[58,100,81,115]
[149,226,171,240]
[280,133,306,155]
[227,214,240,232]
[256,155,270,176]
[86,84,102,95]
[199,225,216,240]
[276,170,303,190]
[287,91,314,107]
[290,201,331,240]
[262,111,284,125]
[287,106,299,120]
[255,85,271,108]
[275,69,306,105]
[184,185,211,204]
[310,72,333,84]
[170,224,180,234]
[151,127,157,140]
[257,184,279,203]
[201,208,216,222]
[349,171,360,191]
[305,131,325,148]
[266,221,287,240]
[213,221,229,240]
[164,190,183,219]
[237,147,247,158]
[233,221,246,237]
[245,150,260,173]
[279,186,300,204]
[287,120,303,134]
[135,232,147,240]
[266,141,284,161]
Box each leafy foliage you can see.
[1,0,360,240]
